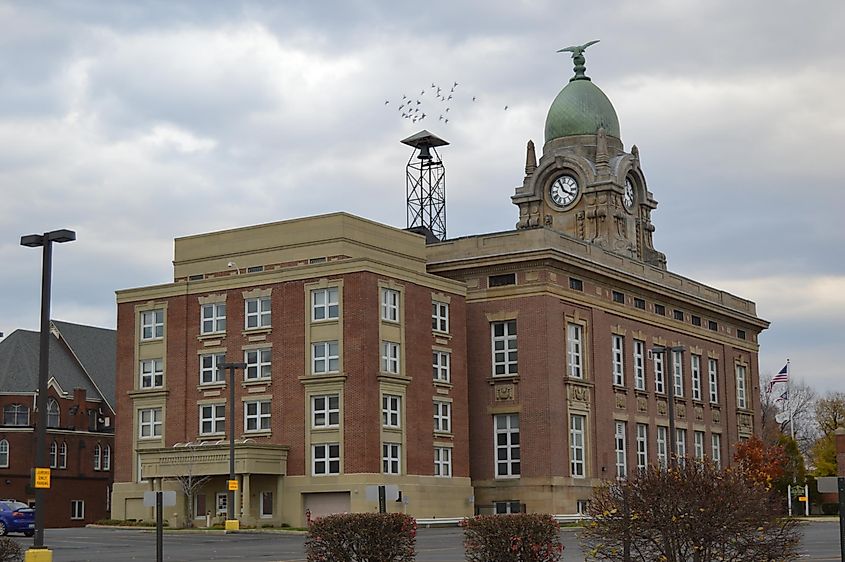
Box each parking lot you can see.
[5,521,841,561]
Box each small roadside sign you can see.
[33,468,50,489]
[228,479,238,491]
[817,476,838,494]
[798,496,807,502]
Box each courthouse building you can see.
[111,51,766,525]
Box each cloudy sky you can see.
[1,1,842,393]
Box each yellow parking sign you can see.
[227,479,238,491]
[34,468,51,489]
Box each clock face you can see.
[549,175,579,207]
[623,178,635,209]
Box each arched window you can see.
[103,445,111,471]
[3,404,29,426]
[47,399,60,428]
[49,441,58,468]
[93,445,102,471]
[0,440,8,468]
[59,442,67,469]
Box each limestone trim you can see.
[304,279,344,378]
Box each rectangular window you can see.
[673,309,684,321]
[711,434,722,468]
[654,353,665,394]
[489,273,516,287]
[612,291,625,304]
[491,321,518,376]
[433,351,451,382]
[311,287,339,321]
[244,348,272,380]
[138,408,162,439]
[691,315,702,327]
[434,447,452,477]
[312,395,340,428]
[494,414,520,478]
[200,302,226,334]
[708,320,718,331]
[694,431,705,461]
[432,301,449,333]
[567,323,583,379]
[634,297,645,310]
[656,426,668,469]
[383,443,401,474]
[312,341,340,374]
[737,329,746,340]
[381,341,400,374]
[200,353,226,385]
[495,501,522,514]
[433,401,451,433]
[612,335,625,386]
[382,395,401,428]
[313,443,340,475]
[708,359,719,404]
[216,493,227,516]
[245,296,271,329]
[691,355,702,401]
[246,265,264,273]
[636,424,648,471]
[615,421,627,479]
[71,500,85,520]
[140,309,164,341]
[260,491,273,518]
[673,350,684,397]
[570,414,585,478]
[736,365,747,409]
[633,340,645,391]
[199,404,225,435]
[140,359,163,389]
[244,400,271,432]
[654,304,665,316]
[569,277,583,291]
[676,428,687,460]
[381,288,400,322]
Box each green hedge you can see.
[462,513,564,562]
[305,512,416,562]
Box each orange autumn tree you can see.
[734,435,786,490]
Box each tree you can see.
[167,443,212,527]
[810,392,845,476]
[581,461,801,562]
[773,434,806,495]
[810,433,837,477]
[733,435,786,491]
[759,375,817,454]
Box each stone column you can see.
[234,475,242,523]
[275,475,285,526]
[241,473,251,525]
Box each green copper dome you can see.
[544,79,620,142]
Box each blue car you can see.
[0,501,35,536]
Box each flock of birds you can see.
[384,81,509,125]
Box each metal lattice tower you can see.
[401,130,449,242]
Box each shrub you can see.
[462,513,564,562]
[0,537,23,562]
[305,512,416,562]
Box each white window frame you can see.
[138,408,162,439]
[71,500,85,520]
[3,404,28,426]
[0,440,8,468]
[656,426,668,469]
[381,288,400,322]
[433,401,451,433]
[673,350,684,397]
[311,287,339,321]
[736,364,748,409]
[103,445,111,471]
[382,395,401,428]
[612,335,625,386]
[244,348,271,380]
[494,414,520,478]
[636,424,648,471]
[491,321,518,377]
[570,414,585,478]
[432,301,449,333]
[50,441,58,469]
[433,351,451,382]
[312,341,339,374]
[245,296,271,329]
[691,355,702,401]
[711,433,722,468]
[47,398,60,428]
[567,323,583,379]
[200,353,226,385]
[633,340,645,390]
[260,491,273,518]
[312,443,341,476]
[199,404,225,436]
[140,358,164,389]
[676,428,687,460]
[140,309,164,341]
[694,431,705,461]
[615,421,627,479]
[244,400,271,432]
[59,441,67,469]
[312,395,340,428]
[434,447,452,477]
[200,302,226,335]
[382,442,401,475]
[94,444,102,471]
[708,358,719,404]
[216,492,228,516]
[654,353,665,394]
[381,341,400,374]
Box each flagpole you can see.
[787,359,794,441]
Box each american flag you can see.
[775,390,788,404]
[767,363,789,393]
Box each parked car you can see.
[0,501,34,536]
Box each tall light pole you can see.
[652,345,684,468]
[219,361,245,532]
[20,229,76,559]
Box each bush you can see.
[462,513,564,562]
[0,537,23,562]
[821,503,840,515]
[305,512,416,562]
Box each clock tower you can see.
[512,42,666,269]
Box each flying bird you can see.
[444,118,449,124]
[384,100,389,105]
[472,96,477,102]
[445,107,450,112]
[420,90,425,95]
[453,81,458,87]
[421,113,426,119]
[447,95,452,100]
[439,115,443,121]
[504,105,509,110]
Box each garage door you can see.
[303,492,351,520]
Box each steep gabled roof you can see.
[52,321,116,413]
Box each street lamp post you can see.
[20,229,76,559]
[219,361,246,532]
[652,345,685,468]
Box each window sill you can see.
[311,426,340,432]
[243,327,272,336]
[242,378,271,387]
[433,431,453,439]
[243,430,271,437]
[432,331,452,340]
[310,318,340,325]
[139,338,164,344]
[198,332,226,340]
[197,434,226,441]
[433,380,453,389]
[488,374,519,383]
[198,382,226,391]
[128,389,169,399]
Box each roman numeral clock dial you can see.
[549,174,580,207]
